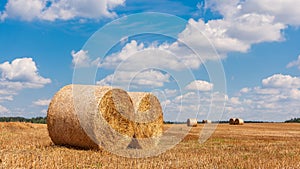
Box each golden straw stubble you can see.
[98,89,135,137]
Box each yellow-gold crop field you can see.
[0,122,299,168]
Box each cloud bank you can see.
[0,0,125,21]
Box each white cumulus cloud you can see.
[99,0,288,69]
[97,69,170,88]
[0,58,51,89]
[179,2,285,57]
[227,74,300,121]
[71,50,100,68]
[230,97,241,105]
[208,0,300,26]
[185,80,213,91]
[242,0,300,26]
[2,0,45,21]
[98,0,297,73]
[287,55,300,70]
[0,0,125,22]
[100,40,145,69]
[71,50,90,67]
[226,13,285,44]
[132,69,170,87]
[178,18,250,56]
[33,99,51,106]
[0,104,9,114]
[262,74,300,89]
[184,0,300,60]
[240,87,251,93]
[0,57,51,103]
[100,40,203,71]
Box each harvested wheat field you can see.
[0,122,300,168]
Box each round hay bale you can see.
[202,120,212,124]
[187,118,198,127]
[47,84,135,150]
[229,118,236,125]
[234,118,244,125]
[128,92,163,149]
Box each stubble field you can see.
[0,122,299,168]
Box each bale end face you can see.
[128,92,164,149]
[234,118,244,125]
[229,118,236,125]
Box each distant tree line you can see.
[1,117,297,124]
[0,117,47,124]
[218,120,272,123]
[285,118,300,123]
[164,120,273,124]
[164,121,185,124]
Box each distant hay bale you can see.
[202,120,212,124]
[234,118,244,125]
[128,92,163,149]
[187,118,198,127]
[229,118,236,125]
[47,84,135,150]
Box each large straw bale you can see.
[187,118,198,127]
[229,118,236,125]
[128,92,163,149]
[47,84,135,149]
[234,118,244,125]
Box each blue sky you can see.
[0,0,300,122]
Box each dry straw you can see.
[47,84,135,149]
[234,118,244,125]
[128,92,164,149]
[229,118,236,125]
[187,118,198,127]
